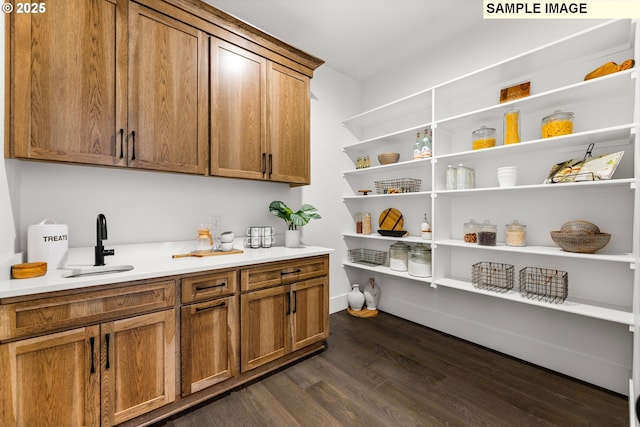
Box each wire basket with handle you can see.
[348,248,387,266]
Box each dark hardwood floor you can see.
[155,310,628,426]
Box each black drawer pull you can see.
[119,128,124,159]
[90,337,96,374]
[292,290,297,313]
[105,333,111,370]
[131,130,136,160]
[195,282,226,291]
[195,301,226,313]
[281,269,301,276]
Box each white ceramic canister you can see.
[28,219,69,268]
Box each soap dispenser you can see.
[421,214,432,240]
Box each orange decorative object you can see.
[584,59,634,81]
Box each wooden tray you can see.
[172,248,244,258]
[347,307,379,318]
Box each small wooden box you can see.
[500,81,530,103]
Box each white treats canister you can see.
[28,219,69,268]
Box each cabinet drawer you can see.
[241,255,329,292]
[0,280,176,341]
[181,269,237,304]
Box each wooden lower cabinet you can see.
[240,274,329,372]
[180,295,238,395]
[0,255,328,426]
[0,309,176,427]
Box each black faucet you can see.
[94,213,115,266]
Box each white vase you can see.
[347,284,365,311]
[285,229,301,248]
[363,278,380,310]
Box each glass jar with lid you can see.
[361,212,372,235]
[505,219,526,247]
[477,220,497,246]
[408,243,432,277]
[389,241,409,271]
[541,110,574,138]
[472,126,496,150]
[463,219,478,243]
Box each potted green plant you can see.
[269,201,321,247]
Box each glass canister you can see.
[505,219,526,247]
[463,219,478,243]
[389,241,409,271]
[504,109,520,145]
[408,243,432,277]
[446,165,457,190]
[472,126,496,150]
[477,220,497,246]
[541,110,574,138]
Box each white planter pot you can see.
[285,229,301,248]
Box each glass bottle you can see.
[421,128,432,158]
[446,165,457,190]
[389,241,409,271]
[355,213,363,234]
[413,132,422,160]
[504,109,521,144]
[362,212,372,235]
[456,164,468,189]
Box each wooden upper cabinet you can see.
[268,63,311,185]
[210,39,312,184]
[10,0,126,166]
[210,39,266,180]
[127,2,208,174]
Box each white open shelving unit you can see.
[341,19,640,423]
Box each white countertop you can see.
[0,240,334,299]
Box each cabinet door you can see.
[128,2,208,174]
[240,286,290,372]
[291,277,329,351]
[101,309,176,426]
[267,62,310,184]
[10,0,126,166]
[0,326,101,427]
[210,38,267,180]
[181,296,238,395]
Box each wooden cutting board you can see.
[172,248,244,258]
[378,208,404,231]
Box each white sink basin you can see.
[62,264,134,278]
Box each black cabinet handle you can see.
[195,282,226,291]
[119,129,124,159]
[281,269,301,276]
[286,292,290,315]
[262,153,266,174]
[268,154,273,175]
[292,290,297,313]
[195,301,226,313]
[105,333,111,370]
[90,337,96,374]
[131,131,136,161]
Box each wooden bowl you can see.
[11,262,47,279]
[378,152,400,165]
[560,220,600,234]
[550,231,610,253]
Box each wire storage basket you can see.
[471,262,515,293]
[519,267,568,303]
[374,178,421,194]
[348,248,387,266]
